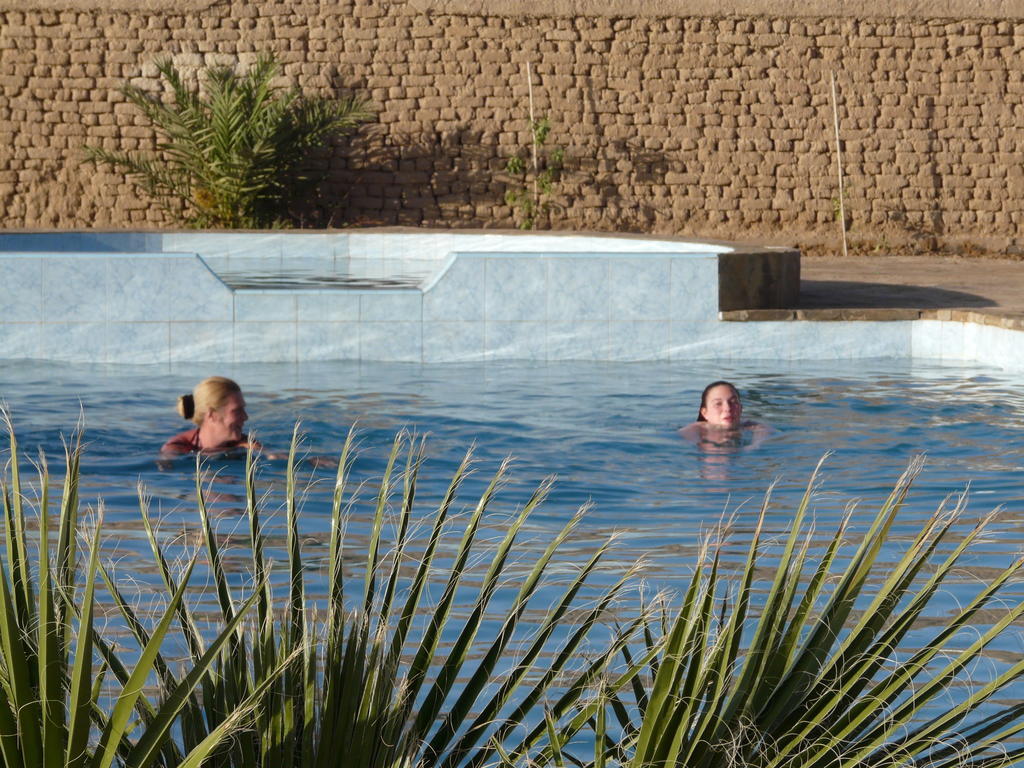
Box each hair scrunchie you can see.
[179,393,195,420]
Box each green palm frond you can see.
[0,411,263,768]
[584,457,1024,768]
[11,408,1016,768]
[84,53,373,228]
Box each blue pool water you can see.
[3,358,1024,674]
[1,358,1021,581]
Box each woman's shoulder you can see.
[161,427,200,454]
[677,422,704,440]
[678,420,775,444]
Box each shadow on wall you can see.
[235,72,746,233]
[291,126,503,227]
[292,124,687,232]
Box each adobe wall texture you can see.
[3,0,1024,252]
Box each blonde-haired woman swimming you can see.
[161,376,260,455]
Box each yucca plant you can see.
[0,413,272,768]
[562,457,1024,768]
[84,54,373,228]
[110,427,641,768]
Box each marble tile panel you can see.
[996,327,1024,371]
[422,322,487,362]
[547,322,610,361]
[781,323,836,359]
[806,322,912,359]
[169,322,235,363]
[297,292,360,322]
[107,256,173,322]
[163,256,233,321]
[0,323,41,359]
[679,320,913,361]
[423,257,485,322]
[400,258,446,286]
[235,292,297,322]
[423,232,455,260]
[608,259,671,321]
[42,257,109,322]
[960,321,981,364]
[0,234,67,251]
[296,322,361,361]
[360,291,422,322]
[0,233,152,252]
[106,322,170,364]
[90,232,160,252]
[972,324,1016,370]
[39,322,106,362]
[668,321,810,360]
[162,232,225,256]
[911,320,944,361]
[607,321,671,361]
[370,235,398,259]
[484,257,547,323]
[0,257,43,321]
[484,321,546,360]
[420,233,457,260]
[332,233,350,258]
[454,234,496,253]
[283,235,338,260]
[937,321,965,360]
[669,321,739,360]
[168,232,280,259]
[669,256,719,323]
[233,322,296,363]
[547,258,610,323]
[360,322,422,362]
[347,233,385,259]
[200,255,231,275]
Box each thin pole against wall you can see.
[830,71,848,259]
[527,61,539,211]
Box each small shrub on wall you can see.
[84,55,373,229]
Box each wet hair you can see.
[696,380,740,422]
[176,376,242,425]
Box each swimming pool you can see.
[5,357,1023,588]
[5,356,1024,749]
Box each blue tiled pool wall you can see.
[0,232,1020,370]
[0,231,728,286]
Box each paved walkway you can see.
[800,254,1024,315]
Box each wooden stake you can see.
[830,71,848,259]
[527,61,538,209]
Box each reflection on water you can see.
[212,257,441,290]
[685,425,770,482]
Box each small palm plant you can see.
[84,55,373,228]
[556,457,1024,768]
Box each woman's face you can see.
[700,384,742,427]
[206,392,248,444]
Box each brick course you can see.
[3,0,1024,251]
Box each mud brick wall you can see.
[3,0,1024,252]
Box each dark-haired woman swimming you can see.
[678,381,772,448]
